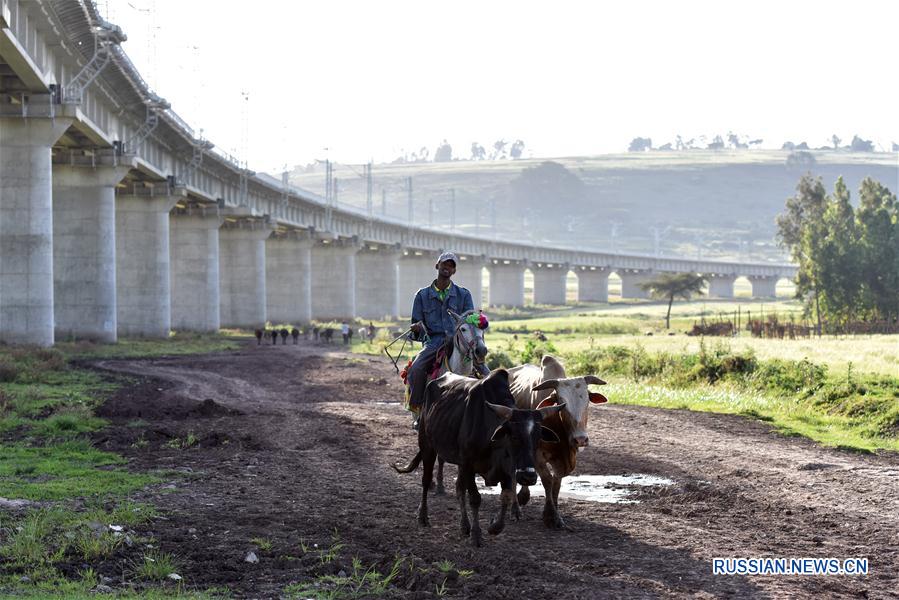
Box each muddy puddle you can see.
[478,474,674,503]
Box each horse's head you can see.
[448,309,488,366]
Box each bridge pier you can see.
[265,231,314,325]
[219,221,273,329]
[577,267,610,303]
[532,264,568,305]
[488,261,526,307]
[749,275,778,299]
[170,208,224,332]
[52,162,130,342]
[453,255,487,309]
[706,274,736,299]
[619,269,654,299]
[115,191,180,337]
[355,245,401,320]
[0,117,72,346]
[310,238,359,320]
[398,252,436,315]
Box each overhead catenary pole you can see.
[450,188,456,232]
[365,162,373,218]
[406,177,413,226]
[381,188,387,216]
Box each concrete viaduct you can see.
[0,0,797,346]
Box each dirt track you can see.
[90,341,899,599]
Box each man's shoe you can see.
[412,419,419,431]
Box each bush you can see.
[486,350,515,370]
[519,339,558,365]
[0,357,19,382]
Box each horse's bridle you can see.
[453,321,485,370]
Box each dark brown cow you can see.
[394,370,563,547]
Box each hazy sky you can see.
[104,0,898,172]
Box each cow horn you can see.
[485,402,513,421]
[538,402,565,418]
[532,379,560,392]
[584,375,607,386]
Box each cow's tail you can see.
[392,451,422,474]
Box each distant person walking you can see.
[368,321,376,341]
[341,321,350,345]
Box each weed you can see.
[251,537,272,551]
[435,577,449,597]
[435,559,455,573]
[130,549,180,580]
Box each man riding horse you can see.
[406,252,490,421]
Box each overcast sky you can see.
[104,0,898,173]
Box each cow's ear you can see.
[533,379,560,392]
[538,402,565,419]
[491,424,509,442]
[584,375,607,386]
[589,392,609,404]
[540,426,560,443]
[485,402,513,421]
[535,397,557,410]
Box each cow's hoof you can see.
[487,518,505,536]
[511,504,521,522]
[517,487,530,506]
[470,531,483,547]
[460,521,471,537]
[418,518,430,527]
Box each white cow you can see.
[508,354,608,529]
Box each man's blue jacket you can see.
[411,282,474,348]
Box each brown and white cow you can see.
[508,354,608,529]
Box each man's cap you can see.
[436,251,459,266]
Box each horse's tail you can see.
[392,451,422,474]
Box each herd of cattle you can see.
[253,326,380,346]
[394,355,608,547]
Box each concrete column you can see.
[398,253,437,316]
[619,269,654,299]
[488,261,526,307]
[577,267,610,303]
[310,238,359,320]
[115,193,179,337]
[533,265,568,305]
[749,275,778,299]
[453,256,487,308]
[706,274,737,299]
[0,118,71,346]
[355,245,401,320]
[265,231,313,325]
[170,209,223,332]
[52,163,129,342]
[219,223,272,329]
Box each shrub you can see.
[519,339,558,365]
[486,350,514,370]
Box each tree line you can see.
[776,174,898,330]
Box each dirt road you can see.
[91,342,898,599]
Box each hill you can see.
[286,150,897,262]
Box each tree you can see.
[785,151,816,169]
[815,177,860,326]
[638,273,706,329]
[628,137,652,152]
[776,175,828,332]
[510,139,525,159]
[831,134,841,149]
[507,161,585,222]
[849,135,874,152]
[856,178,899,320]
[707,135,725,150]
[470,142,486,160]
[782,141,796,151]
[490,139,508,160]
[434,140,452,162]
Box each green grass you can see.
[0,440,158,500]
[56,332,244,360]
[283,555,404,600]
[129,549,181,581]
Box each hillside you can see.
[286,150,897,262]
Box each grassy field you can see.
[0,335,243,598]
